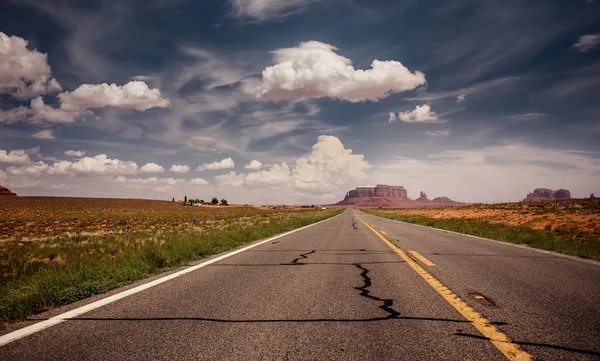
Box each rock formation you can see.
[523,188,571,202]
[333,185,466,208]
[0,185,17,196]
[415,191,431,202]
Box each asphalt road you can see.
[2,209,599,360]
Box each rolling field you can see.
[365,198,600,260]
[0,197,341,325]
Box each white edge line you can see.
[0,212,343,347]
[358,210,600,267]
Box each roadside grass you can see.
[0,208,341,326]
[364,210,600,261]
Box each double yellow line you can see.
[355,215,532,361]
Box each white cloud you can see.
[64,150,86,157]
[32,129,56,139]
[245,163,291,187]
[0,106,30,123]
[0,32,62,99]
[215,135,370,194]
[457,94,466,103]
[198,157,235,171]
[425,129,451,136]
[140,162,165,173]
[9,154,139,176]
[30,96,81,123]
[388,112,397,123]
[190,177,208,185]
[115,176,182,186]
[214,171,246,187]
[292,135,370,192]
[244,160,263,169]
[58,81,170,111]
[230,0,316,21]
[170,164,190,173]
[573,34,600,52]
[253,41,426,102]
[0,149,31,164]
[397,104,440,123]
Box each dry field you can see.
[387,200,600,241]
[0,197,316,243]
[0,197,340,324]
[366,198,600,260]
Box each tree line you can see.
[175,196,228,206]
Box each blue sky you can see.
[1,0,599,203]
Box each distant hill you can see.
[331,185,467,208]
[0,185,17,197]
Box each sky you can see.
[1,0,599,204]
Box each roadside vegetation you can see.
[364,198,600,261]
[0,197,341,325]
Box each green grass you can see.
[363,210,600,261]
[0,210,341,326]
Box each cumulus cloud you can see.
[25,80,169,124]
[397,104,440,123]
[198,157,235,171]
[0,106,30,123]
[30,96,81,123]
[215,135,370,194]
[292,135,370,192]
[573,34,600,52]
[170,164,190,173]
[64,150,86,157]
[58,81,170,111]
[245,163,291,187]
[32,129,56,139]
[244,160,263,169]
[190,177,208,185]
[0,149,31,164]
[7,154,139,177]
[215,171,246,187]
[253,41,426,102]
[140,162,165,173]
[0,32,62,99]
[230,0,317,21]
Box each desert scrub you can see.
[0,197,341,325]
[364,208,600,261]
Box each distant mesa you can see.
[332,184,466,208]
[523,188,571,202]
[0,185,17,197]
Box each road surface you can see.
[1,209,599,360]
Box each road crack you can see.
[354,264,400,319]
[282,250,316,265]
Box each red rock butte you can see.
[332,184,467,208]
[523,188,571,202]
[0,185,17,197]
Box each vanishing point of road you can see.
[1,209,599,360]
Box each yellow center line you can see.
[355,215,532,361]
[381,231,388,235]
[408,250,436,266]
